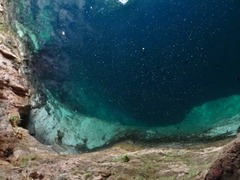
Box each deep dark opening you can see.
[18,105,31,129]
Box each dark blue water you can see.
[13,0,240,126]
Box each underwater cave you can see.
[7,0,240,151]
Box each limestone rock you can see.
[0,44,17,59]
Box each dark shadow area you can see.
[18,105,31,129]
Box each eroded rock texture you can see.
[0,32,29,130]
[205,138,240,180]
[0,0,30,161]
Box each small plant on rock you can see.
[119,154,130,162]
[9,115,24,139]
[9,115,20,127]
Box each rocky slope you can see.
[0,0,240,179]
[0,140,230,179]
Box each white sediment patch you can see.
[204,114,240,137]
[118,0,129,5]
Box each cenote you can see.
[7,0,240,151]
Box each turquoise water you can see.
[8,0,240,150]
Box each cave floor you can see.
[0,128,235,180]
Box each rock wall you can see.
[0,0,30,143]
[0,0,56,166]
[0,0,30,135]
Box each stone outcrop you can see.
[205,136,240,180]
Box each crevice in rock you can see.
[18,105,30,129]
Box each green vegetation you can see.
[9,115,20,127]
[83,172,92,180]
[16,154,38,168]
[118,154,130,162]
